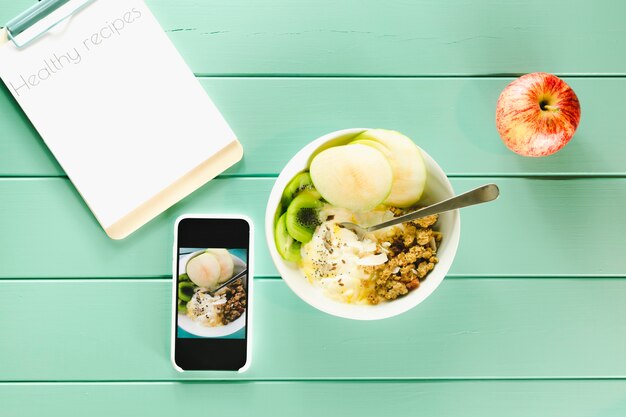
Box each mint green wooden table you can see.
[1,1,626,415]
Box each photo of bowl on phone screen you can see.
[177,248,248,339]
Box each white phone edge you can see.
[170,214,254,373]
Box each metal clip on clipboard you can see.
[5,0,94,48]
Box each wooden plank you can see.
[0,178,624,279]
[2,381,626,417]
[2,77,626,177]
[0,278,625,380]
[1,0,625,76]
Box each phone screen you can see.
[173,217,250,371]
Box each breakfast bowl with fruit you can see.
[266,128,461,320]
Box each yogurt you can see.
[299,207,393,303]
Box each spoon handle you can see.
[208,268,248,295]
[367,183,500,232]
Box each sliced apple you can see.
[186,252,221,289]
[352,129,426,207]
[309,144,393,212]
[206,248,234,283]
[350,139,392,159]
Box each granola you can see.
[216,278,247,324]
[365,213,441,305]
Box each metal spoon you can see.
[208,268,247,296]
[340,183,500,239]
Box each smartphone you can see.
[171,215,253,372]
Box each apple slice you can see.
[352,129,426,207]
[186,252,221,289]
[350,139,392,158]
[205,248,234,283]
[309,144,393,212]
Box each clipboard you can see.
[0,0,243,239]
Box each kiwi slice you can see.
[178,281,195,302]
[280,172,315,209]
[273,202,283,229]
[177,299,188,314]
[286,191,323,243]
[275,213,302,262]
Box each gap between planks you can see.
[190,74,626,79]
[1,174,625,179]
[0,275,625,281]
[2,377,626,384]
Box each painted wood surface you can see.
[2,381,626,417]
[1,279,625,380]
[2,77,626,177]
[0,0,625,412]
[0,177,623,279]
[1,0,625,77]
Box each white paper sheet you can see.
[0,0,238,230]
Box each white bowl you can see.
[265,128,460,320]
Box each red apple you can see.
[496,72,581,157]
